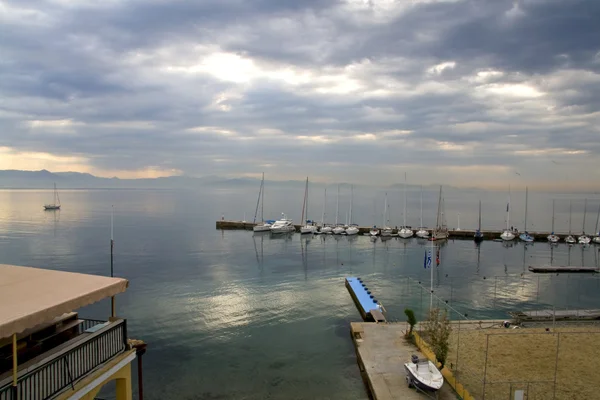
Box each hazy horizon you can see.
[2,1,600,190]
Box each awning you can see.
[0,264,129,340]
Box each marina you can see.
[216,220,597,242]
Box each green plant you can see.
[422,308,452,368]
[404,308,417,338]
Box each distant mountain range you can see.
[0,169,473,191]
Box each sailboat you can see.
[593,203,600,244]
[399,173,413,238]
[416,186,428,238]
[500,185,515,241]
[380,193,393,237]
[565,200,576,244]
[474,200,483,242]
[300,177,318,234]
[319,189,333,234]
[578,199,591,244]
[253,173,272,232]
[333,185,346,234]
[369,199,379,237]
[43,183,61,210]
[519,187,534,243]
[346,185,359,235]
[430,186,448,241]
[547,199,560,243]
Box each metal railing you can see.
[0,319,127,400]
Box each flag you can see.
[425,250,432,268]
[423,250,427,269]
[506,203,509,212]
[436,248,440,266]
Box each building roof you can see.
[0,264,128,340]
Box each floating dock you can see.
[345,277,386,322]
[351,322,455,400]
[528,265,599,273]
[509,309,600,323]
[216,220,580,241]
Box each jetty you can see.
[216,220,582,241]
[351,322,455,400]
[528,265,599,273]
[345,277,386,322]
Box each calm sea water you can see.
[0,188,599,400]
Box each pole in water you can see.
[111,205,115,318]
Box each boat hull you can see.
[404,361,444,392]
[300,226,317,234]
[43,205,60,210]
[501,230,515,241]
[416,229,429,238]
[593,236,600,244]
[399,229,413,238]
[253,224,272,232]
[346,227,359,235]
[578,235,591,244]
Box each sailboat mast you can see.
[261,173,265,222]
[569,200,572,234]
[478,200,482,231]
[420,186,423,228]
[253,175,262,223]
[305,177,309,223]
[54,183,57,205]
[350,185,353,225]
[524,186,528,232]
[582,198,587,233]
[551,199,555,232]
[403,172,407,227]
[321,189,326,227]
[595,203,600,235]
[301,178,308,225]
[335,185,339,225]
[507,185,511,230]
[383,193,387,227]
[435,186,442,229]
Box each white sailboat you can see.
[253,173,272,232]
[399,173,413,238]
[346,185,359,235]
[500,185,515,241]
[474,200,483,242]
[380,193,393,236]
[43,182,61,210]
[319,189,333,234]
[333,185,346,235]
[519,187,534,243]
[565,200,576,244]
[416,186,428,238]
[300,177,318,234]
[593,203,600,244]
[578,198,591,244]
[547,199,560,243]
[369,200,379,236]
[430,186,448,241]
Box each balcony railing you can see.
[0,319,127,400]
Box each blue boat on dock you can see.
[345,277,386,322]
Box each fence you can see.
[0,319,127,400]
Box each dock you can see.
[528,265,599,273]
[216,220,580,241]
[509,309,600,323]
[351,322,455,400]
[345,277,386,322]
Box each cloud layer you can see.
[1,0,599,188]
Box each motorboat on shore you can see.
[404,355,444,392]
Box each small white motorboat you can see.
[405,355,444,392]
[253,223,272,232]
[369,227,379,236]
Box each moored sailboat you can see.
[430,186,448,241]
[398,173,413,238]
[565,200,576,244]
[519,187,534,243]
[593,203,600,244]
[333,185,346,235]
[43,183,61,210]
[300,177,318,234]
[346,185,359,235]
[500,185,515,241]
[578,198,591,244]
[547,199,560,243]
[380,193,393,237]
[319,189,333,234]
[253,173,272,232]
[474,200,483,242]
[416,185,428,238]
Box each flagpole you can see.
[430,239,433,311]
[110,205,115,318]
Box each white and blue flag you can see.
[423,250,432,269]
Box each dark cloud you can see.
[1,0,599,187]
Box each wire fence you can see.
[392,277,600,400]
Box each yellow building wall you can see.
[56,350,135,400]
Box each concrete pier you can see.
[351,322,455,400]
[216,220,579,241]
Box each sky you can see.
[1,0,599,190]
